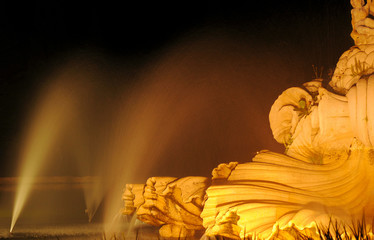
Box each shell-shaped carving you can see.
[269,87,313,145]
[201,146,374,240]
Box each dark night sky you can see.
[0,1,353,177]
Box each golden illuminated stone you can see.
[122,1,374,239]
[122,176,209,238]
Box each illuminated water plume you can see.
[10,76,91,232]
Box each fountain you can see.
[7,35,284,238]
[10,78,86,233]
[122,1,374,239]
[8,62,109,234]
[6,1,368,240]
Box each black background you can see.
[0,1,353,177]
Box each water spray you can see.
[9,79,82,232]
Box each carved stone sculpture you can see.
[201,0,374,238]
[122,176,209,238]
[122,1,374,239]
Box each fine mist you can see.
[10,29,308,232]
[10,62,99,232]
[98,32,307,230]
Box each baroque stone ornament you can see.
[122,1,374,239]
[122,176,209,238]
